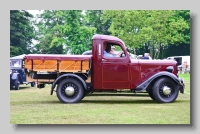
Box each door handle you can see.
[102,59,107,62]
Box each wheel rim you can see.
[159,83,174,98]
[162,86,171,95]
[62,83,78,98]
[65,86,75,96]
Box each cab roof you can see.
[92,34,125,44]
[10,54,26,60]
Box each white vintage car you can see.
[167,56,190,74]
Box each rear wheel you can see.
[56,78,84,103]
[82,91,90,99]
[31,82,35,87]
[152,77,179,103]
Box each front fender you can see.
[135,71,184,92]
[50,74,87,95]
[11,73,23,84]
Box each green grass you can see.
[178,73,190,81]
[10,74,190,124]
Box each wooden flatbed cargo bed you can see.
[24,54,92,73]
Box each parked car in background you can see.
[10,54,35,90]
[167,56,190,74]
[82,50,92,55]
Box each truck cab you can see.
[91,35,181,91]
[91,35,131,89]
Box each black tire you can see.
[82,91,90,99]
[82,91,86,99]
[14,78,20,90]
[148,89,155,100]
[56,78,84,103]
[31,82,35,87]
[152,77,179,103]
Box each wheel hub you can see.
[65,86,75,96]
[162,86,171,95]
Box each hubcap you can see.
[162,86,171,95]
[65,86,75,96]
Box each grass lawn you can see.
[10,73,190,124]
[179,73,190,81]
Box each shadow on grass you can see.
[16,98,189,105]
[11,91,188,105]
[31,100,157,105]
[43,93,157,104]
[86,93,149,97]
[46,99,188,105]
[80,99,158,104]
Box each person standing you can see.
[142,53,152,60]
[182,60,188,74]
[148,53,152,60]
[142,53,150,59]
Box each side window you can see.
[103,42,125,58]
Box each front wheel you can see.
[148,89,155,100]
[152,77,179,103]
[56,78,84,103]
[14,78,20,90]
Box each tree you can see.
[34,10,96,54]
[102,10,148,48]
[144,10,189,59]
[10,10,35,57]
[84,10,111,35]
[33,10,66,54]
[162,10,190,58]
[102,10,190,59]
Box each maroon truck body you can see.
[24,34,184,103]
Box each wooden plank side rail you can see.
[25,59,90,73]
[25,59,58,72]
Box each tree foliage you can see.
[10,10,35,57]
[84,10,111,35]
[102,10,190,59]
[34,10,96,54]
[10,10,190,58]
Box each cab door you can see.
[101,43,131,89]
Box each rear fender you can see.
[50,74,87,95]
[135,71,184,92]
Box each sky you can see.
[27,10,41,16]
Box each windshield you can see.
[10,60,22,68]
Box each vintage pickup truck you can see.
[24,34,184,103]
